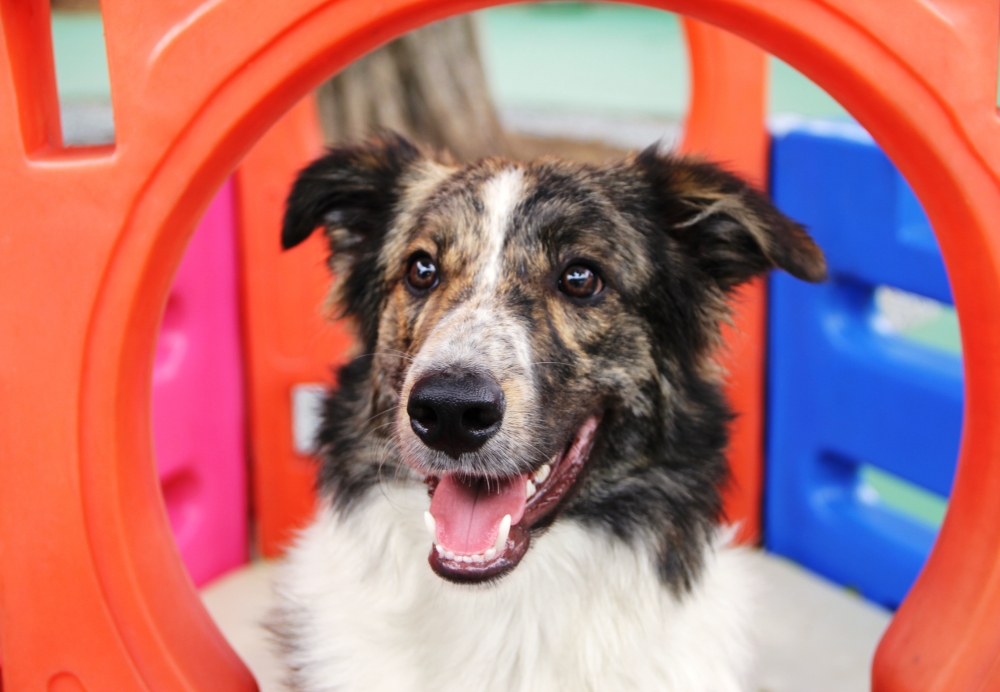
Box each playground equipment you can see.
[1,2,999,692]
[234,95,356,558]
[680,18,768,546]
[766,119,963,609]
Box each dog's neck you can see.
[273,484,754,692]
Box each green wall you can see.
[476,3,848,120]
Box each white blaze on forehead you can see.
[399,166,535,448]
[478,167,525,289]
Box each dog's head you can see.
[284,134,825,587]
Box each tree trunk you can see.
[316,16,510,161]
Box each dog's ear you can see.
[282,132,424,251]
[635,147,827,289]
[282,133,424,349]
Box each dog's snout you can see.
[407,372,505,459]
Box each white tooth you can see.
[472,554,485,563]
[484,548,496,560]
[534,464,551,484]
[461,555,473,564]
[435,544,443,555]
[444,550,455,560]
[493,514,511,554]
[526,480,536,498]
[424,511,436,541]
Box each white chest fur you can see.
[274,485,755,692]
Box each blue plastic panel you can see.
[765,118,963,609]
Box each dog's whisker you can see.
[371,439,404,509]
[514,439,551,470]
[360,404,401,428]
[352,349,416,362]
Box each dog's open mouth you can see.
[423,414,601,583]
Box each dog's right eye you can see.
[406,253,438,293]
[558,263,603,299]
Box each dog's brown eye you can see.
[559,264,602,299]
[406,253,438,292]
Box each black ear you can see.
[282,133,424,350]
[281,132,423,250]
[636,147,827,289]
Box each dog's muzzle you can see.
[402,368,602,584]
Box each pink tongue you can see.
[429,473,527,554]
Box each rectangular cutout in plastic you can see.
[49,2,114,146]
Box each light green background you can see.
[51,12,111,101]
[476,3,848,120]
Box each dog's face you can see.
[283,135,825,586]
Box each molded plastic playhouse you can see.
[2,1,1000,691]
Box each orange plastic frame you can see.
[1,1,999,691]
[239,19,768,558]
[235,95,357,558]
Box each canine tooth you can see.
[534,464,551,484]
[494,514,511,554]
[423,511,436,541]
[484,548,496,560]
[526,480,536,498]
[435,544,444,555]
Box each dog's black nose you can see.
[407,371,505,459]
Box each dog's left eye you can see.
[406,253,438,293]
[559,264,603,299]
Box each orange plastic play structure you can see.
[679,19,769,545]
[235,95,356,558]
[2,1,999,691]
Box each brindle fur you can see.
[282,133,825,595]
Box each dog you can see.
[271,133,826,692]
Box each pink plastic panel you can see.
[152,180,249,587]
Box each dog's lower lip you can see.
[425,413,602,583]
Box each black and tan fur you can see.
[274,133,825,692]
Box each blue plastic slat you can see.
[769,118,952,303]
[765,119,963,609]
